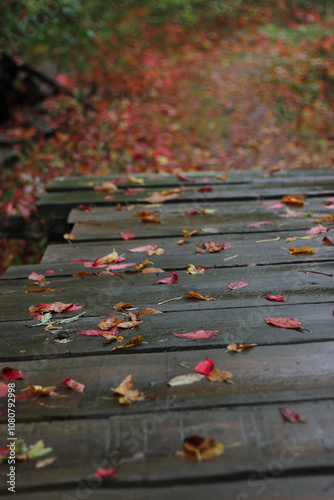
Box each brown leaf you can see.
[147,247,165,256]
[142,267,165,273]
[322,236,334,246]
[207,366,233,383]
[185,291,215,301]
[281,195,306,207]
[137,308,163,315]
[111,335,144,351]
[176,435,224,461]
[25,288,63,293]
[98,317,123,330]
[112,375,135,396]
[135,258,153,271]
[72,271,94,277]
[113,302,133,311]
[141,215,162,224]
[289,247,317,254]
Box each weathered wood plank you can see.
[46,168,334,191]
[0,341,334,419]
[10,475,334,500]
[1,263,333,322]
[36,185,334,221]
[0,401,333,491]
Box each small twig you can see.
[297,269,333,277]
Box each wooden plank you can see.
[1,262,333,321]
[0,342,334,420]
[36,185,334,221]
[67,196,330,223]
[10,475,334,500]
[46,168,334,191]
[36,230,334,266]
[0,401,333,491]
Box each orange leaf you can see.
[281,195,306,207]
[226,343,257,352]
[113,302,133,311]
[111,335,144,352]
[289,247,317,254]
[185,291,215,301]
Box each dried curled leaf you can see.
[281,195,306,207]
[113,302,133,311]
[207,366,233,383]
[111,335,144,352]
[135,258,153,271]
[72,271,94,277]
[1,367,23,380]
[113,375,135,395]
[306,223,328,235]
[226,343,257,352]
[176,435,224,461]
[289,247,317,254]
[185,264,205,275]
[60,378,85,393]
[137,308,163,315]
[185,291,215,301]
[280,407,305,424]
[153,272,178,285]
[322,236,334,246]
[98,317,123,330]
[196,241,230,253]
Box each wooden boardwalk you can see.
[1,168,334,499]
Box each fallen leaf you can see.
[72,271,94,277]
[201,227,219,233]
[29,302,85,314]
[176,435,224,461]
[153,272,178,284]
[186,209,200,215]
[63,233,75,241]
[113,302,133,311]
[128,174,145,185]
[133,210,156,217]
[94,468,118,480]
[77,204,91,212]
[281,195,306,207]
[147,247,164,256]
[286,235,316,242]
[142,267,165,273]
[262,294,287,302]
[118,389,154,405]
[94,182,118,192]
[159,188,181,196]
[96,250,120,265]
[45,270,54,274]
[137,308,163,315]
[198,186,213,192]
[105,262,136,271]
[25,288,63,293]
[289,247,317,254]
[306,223,328,235]
[185,291,215,301]
[167,373,204,386]
[113,375,134,395]
[141,215,162,224]
[227,343,257,352]
[16,385,56,400]
[194,359,214,375]
[267,202,284,209]
[60,378,85,393]
[121,232,135,240]
[322,236,334,246]
[127,244,158,253]
[280,408,304,423]
[35,457,56,469]
[135,258,153,271]
[228,281,248,290]
[0,382,8,397]
[200,208,215,215]
[207,366,233,383]
[196,241,230,253]
[186,264,205,275]
[144,192,179,204]
[28,272,44,280]
[1,367,23,380]
[111,335,144,352]
[264,317,303,330]
[177,172,191,181]
[216,173,229,181]
[77,326,119,337]
[170,330,221,340]
[98,317,123,330]
[117,316,143,329]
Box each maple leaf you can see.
[289,247,317,254]
[280,408,304,423]
[60,378,85,393]
[170,330,221,339]
[185,291,215,301]
[228,281,248,290]
[28,271,44,280]
[121,232,135,240]
[264,317,303,330]
[262,294,287,302]
[1,367,23,380]
[153,272,178,284]
[227,343,257,352]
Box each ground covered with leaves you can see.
[1,4,333,273]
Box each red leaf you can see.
[45,270,54,274]
[262,294,287,302]
[280,408,304,423]
[198,186,213,192]
[121,232,135,240]
[170,330,221,339]
[60,378,85,393]
[77,204,91,212]
[64,304,86,312]
[0,445,9,456]
[247,221,273,227]
[228,281,248,290]
[71,259,89,263]
[264,317,302,330]
[306,223,328,235]
[186,209,200,215]
[177,173,191,181]
[0,382,8,397]
[94,468,118,480]
[153,272,178,285]
[1,367,23,380]
[28,271,44,280]
[194,359,214,375]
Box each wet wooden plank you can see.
[36,229,334,267]
[0,342,333,421]
[11,475,334,500]
[0,401,333,491]
[36,185,334,221]
[46,168,334,191]
[1,262,333,322]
